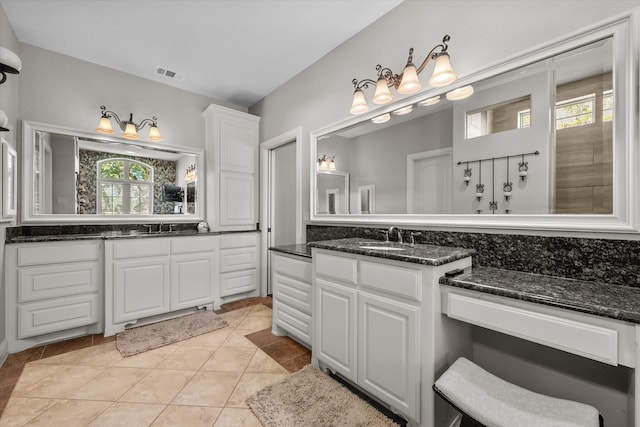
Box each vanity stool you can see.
[433,357,603,427]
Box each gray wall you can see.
[250,0,640,237]
[0,1,19,362]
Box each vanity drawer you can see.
[360,260,422,301]
[220,269,258,297]
[171,236,216,254]
[18,242,100,266]
[112,238,170,259]
[273,272,312,315]
[18,262,99,302]
[220,247,258,272]
[273,253,311,283]
[273,301,312,347]
[18,294,100,339]
[446,292,619,366]
[314,251,357,285]
[220,232,258,249]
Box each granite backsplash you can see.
[306,225,640,288]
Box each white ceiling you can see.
[1,0,403,108]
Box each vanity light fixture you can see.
[317,155,336,171]
[350,35,459,114]
[96,105,163,142]
[418,96,441,107]
[0,46,21,85]
[371,113,391,124]
[184,164,196,182]
[0,109,9,132]
[446,85,474,101]
[393,105,414,116]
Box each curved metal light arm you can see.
[99,105,157,132]
[415,34,450,75]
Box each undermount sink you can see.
[357,242,408,251]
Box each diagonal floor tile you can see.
[69,367,151,401]
[12,364,105,399]
[200,347,257,373]
[172,371,242,407]
[87,402,166,427]
[213,408,262,427]
[118,369,195,404]
[225,372,289,408]
[0,397,58,426]
[23,399,111,426]
[151,405,221,426]
[156,346,215,371]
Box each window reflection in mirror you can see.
[315,36,614,216]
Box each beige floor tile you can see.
[226,372,288,408]
[200,347,257,372]
[12,364,105,398]
[69,367,151,401]
[156,346,215,371]
[87,402,166,427]
[218,310,251,328]
[113,344,179,369]
[23,399,111,426]
[34,342,122,367]
[172,371,241,407]
[151,405,221,426]
[245,349,288,373]
[118,369,195,404]
[220,331,258,348]
[180,328,233,348]
[213,408,262,427]
[0,397,58,426]
[249,304,273,317]
[235,316,273,333]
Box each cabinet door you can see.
[171,253,216,310]
[219,114,258,174]
[315,278,357,382]
[358,290,420,421]
[219,172,255,226]
[113,257,170,323]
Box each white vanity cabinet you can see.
[5,240,103,352]
[105,235,218,336]
[219,232,259,301]
[203,104,260,231]
[271,251,312,347]
[312,248,473,426]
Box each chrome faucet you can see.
[388,226,403,243]
[409,232,422,246]
[158,222,164,232]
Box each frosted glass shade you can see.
[373,78,393,105]
[350,89,369,114]
[0,109,8,130]
[148,125,163,142]
[371,113,391,124]
[446,85,474,101]
[428,52,457,87]
[95,116,114,134]
[418,96,441,107]
[397,63,421,94]
[123,122,139,140]
[0,47,22,74]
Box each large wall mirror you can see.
[22,121,205,223]
[311,17,638,233]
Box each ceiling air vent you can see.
[154,66,185,82]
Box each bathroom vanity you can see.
[309,238,475,426]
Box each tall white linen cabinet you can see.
[203,104,260,231]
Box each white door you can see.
[407,148,452,214]
[270,141,297,247]
[113,258,171,322]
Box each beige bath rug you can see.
[116,310,228,357]
[246,365,400,426]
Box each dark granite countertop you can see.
[269,244,312,259]
[440,266,640,324]
[308,238,475,266]
[8,229,223,243]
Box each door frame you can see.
[259,127,303,295]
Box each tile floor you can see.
[0,297,311,426]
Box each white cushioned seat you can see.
[435,357,600,427]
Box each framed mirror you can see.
[316,170,349,214]
[1,138,16,221]
[311,17,638,233]
[22,120,205,223]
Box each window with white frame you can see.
[97,158,153,215]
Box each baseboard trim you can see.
[0,339,8,368]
